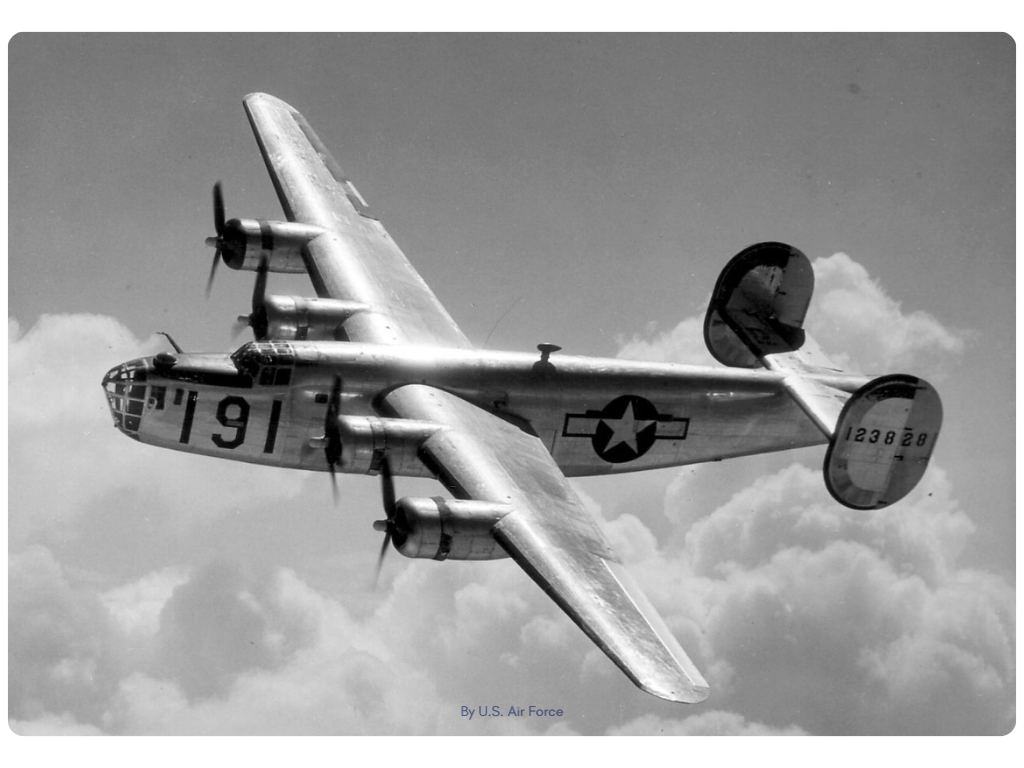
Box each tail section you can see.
[704,242,817,368]
[705,242,943,509]
[825,374,942,509]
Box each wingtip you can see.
[243,92,295,112]
[600,560,711,703]
[677,682,712,705]
[640,675,710,704]
[665,665,711,703]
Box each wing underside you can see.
[382,384,710,704]
[243,92,471,348]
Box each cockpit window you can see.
[259,366,292,386]
[231,342,296,385]
[231,344,260,377]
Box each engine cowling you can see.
[391,497,512,561]
[219,218,326,273]
[251,295,368,341]
[331,415,441,478]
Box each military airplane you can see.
[103,93,943,704]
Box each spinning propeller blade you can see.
[324,374,343,503]
[373,456,397,586]
[205,182,227,298]
[234,256,270,340]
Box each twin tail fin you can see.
[704,242,943,510]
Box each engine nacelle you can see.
[252,295,368,341]
[334,415,441,477]
[220,218,326,273]
[391,497,512,561]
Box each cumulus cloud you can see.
[681,464,973,583]
[96,565,451,735]
[646,462,1014,735]
[808,253,967,374]
[616,315,718,366]
[11,484,1012,736]
[9,546,125,728]
[152,561,319,700]
[8,314,308,549]
[9,313,157,427]
[607,710,807,736]
[101,565,190,637]
[12,552,594,735]
[8,304,1011,737]
[9,713,106,736]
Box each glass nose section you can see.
[102,359,150,439]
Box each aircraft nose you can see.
[102,358,150,439]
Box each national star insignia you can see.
[600,400,655,454]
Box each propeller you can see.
[205,182,227,297]
[320,374,399,584]
[324,374,344,502]
[234,255,270,340]
[372,455,398,585]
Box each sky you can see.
[6,31,1016,748]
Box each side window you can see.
[258,366,292,386]
[149,386,166,410]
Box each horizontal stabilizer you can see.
[706,243,943,510]
[824,374,943,509]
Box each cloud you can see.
[16,555,588,735]
[616,315,717,366]
[96,565,451,735]
[9,546,124,727]
[644,462,1014,735]
[8,314,159,544]
[8,313,308,550]
[152,561,319,701]
[8,313,157,428]
[8,308,1011,736]
[9,713,106,736]
[680,464,973,584]
[11,473,1012,736]
[608,711,807,736]
[808,253,967,374]
[101,565,190,637]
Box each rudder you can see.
[705,243,944,510]
[704,242,815,368]
[824,374,943,509]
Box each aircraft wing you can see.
[382,384,710,704]
[243,92,471,349]
[246,93,708,702]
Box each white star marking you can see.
[600,401,654,454]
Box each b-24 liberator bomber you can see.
[103,93,943,704]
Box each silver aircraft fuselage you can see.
[103,340,865,479]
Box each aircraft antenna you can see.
[156,331,184,354]
[482,294,525,349]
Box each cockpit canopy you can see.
[230,341,296,386]
[102,342,300,439]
